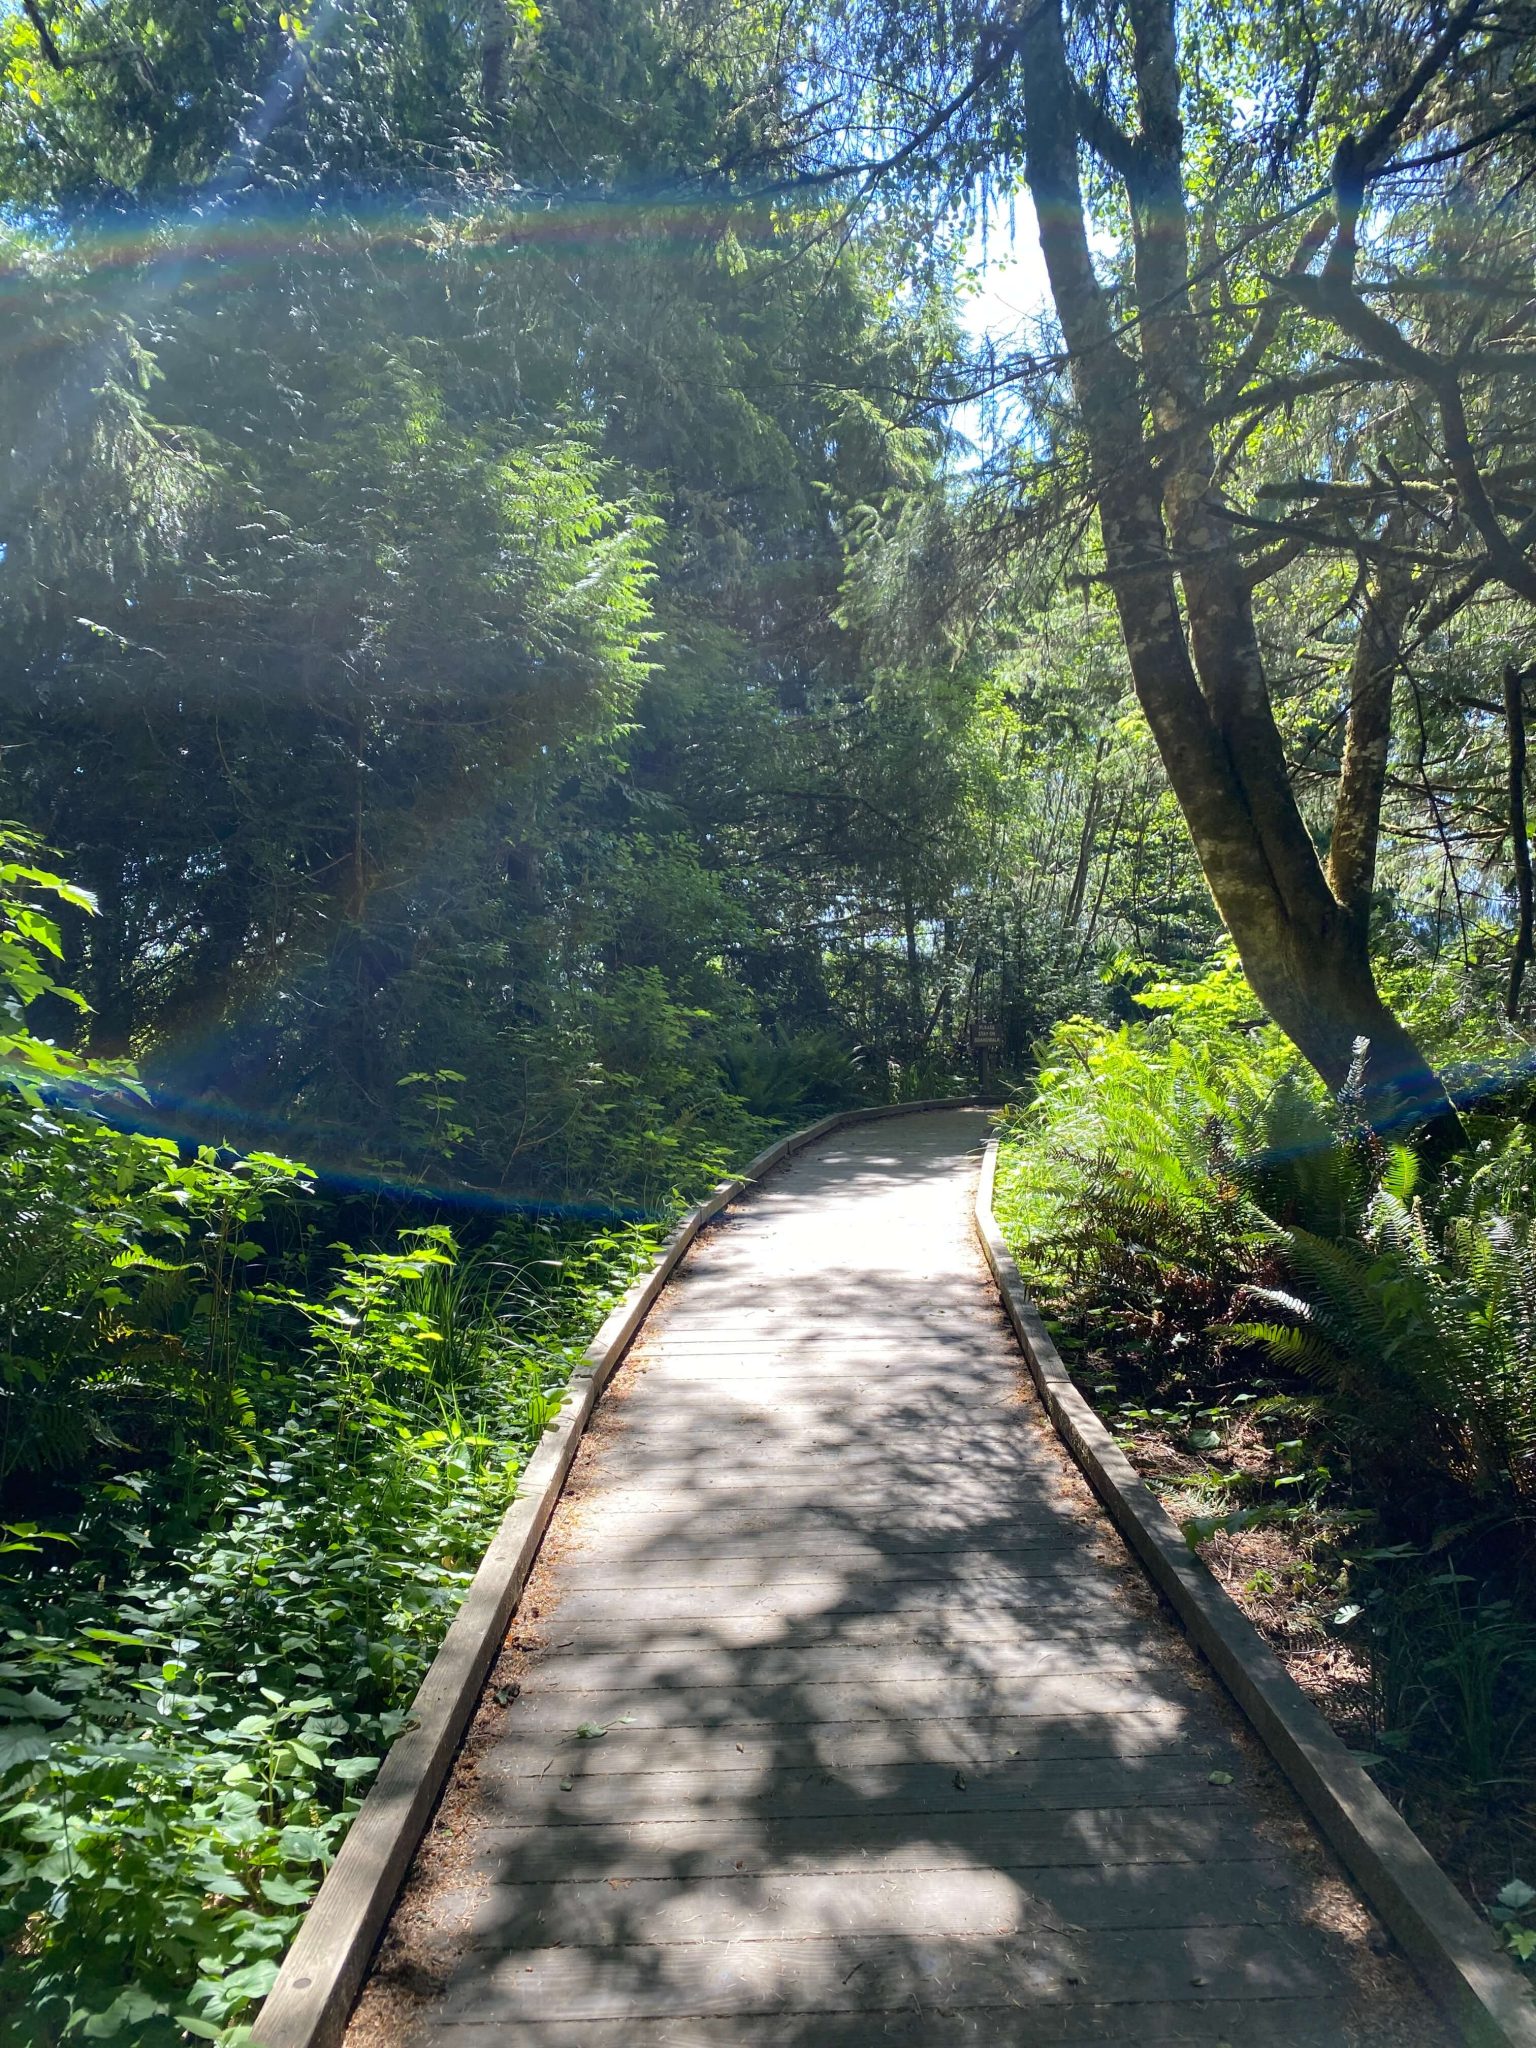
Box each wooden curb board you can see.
[252,1098,998,2048]
[973,1132,1536,2048]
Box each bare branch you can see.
[21,0,65,70]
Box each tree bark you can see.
[1506,662,1534,1020]
[1062,733,1106,931]
[1327,516,1416,935]
[1018,0,1457,1141]
[480,0,512,116]
[903,891,923,1041]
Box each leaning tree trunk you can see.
[1018,0,1457,1143]
[1506,662,1534,1020]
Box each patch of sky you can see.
[946,190,1046,464]
[949,188,1115,466]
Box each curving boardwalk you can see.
[349,1109,1445,2047]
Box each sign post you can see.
[971,1021,1001,1092]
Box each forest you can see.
[2,0,1536,2036]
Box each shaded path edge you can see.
[250,1098,1001,2048]
[974,1131,1536,2048]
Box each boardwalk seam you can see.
[252,1097,997,2048]
[974,1131,1536,2048]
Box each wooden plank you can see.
[579,1445,1065,1480]
[514,1638,1156,1693]
[548,1564,1146,1613]
[603,1351,1014,1381]
[471,1754,1245,1826]
[630,1328,1003,1345]
[580,1460,1062,1492]
[438,1856,1300,1947]
[621,1348,1008,1373]
[550,1544,1111,1588]
[480,1708,1196,1776]
[520,1601,1147,1651]
[594,1392,1036,1425]
[975,1134,1536,2048]
[561,1512,1102,1554]
[488,1672,1191,1732]
[569,1494,1088,1527]
[433,1923,1335,2024]
[590,1406,1029,1446]
[466,1803,1262,1884]
[539,1578,1152,1625]
[417,2000,1342,2047]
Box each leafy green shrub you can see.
[0,1212,661,2043]
[883,1050,976,1103]
[0,1129,310,1494]
[0,829,676,2040]
[1491,1876,1536,1965]
[507,967,769,1211]
[0,831,318,1497]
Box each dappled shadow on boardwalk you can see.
[350,1112,1448,2048]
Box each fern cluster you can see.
[999,982,1536,1528]
[1237,1181,1536,1512]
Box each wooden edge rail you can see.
[974,1133,1536,2048]
[253,1096,999,2048]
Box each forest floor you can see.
[1106,1409,1536,1925]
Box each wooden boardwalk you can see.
[349,1109,1445,2047]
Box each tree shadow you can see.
[389,1111,1430,2047]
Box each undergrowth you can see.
[995,949,1536,1962]
[0,837,670,2043]
[0,1211,664,2045]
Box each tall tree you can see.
[811,0,1536,1131]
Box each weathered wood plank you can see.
[549,1545,1110,1589]
[437,1856,1300,1947]
[417,2002,1342,2047]
[481,1707,1196,1777]
[539,1578,1150,1626]
[561,1512,1101,1554]
[618,1375,1021,1400]
[519,1606,1147,1654]
[484,1672,1200,1733]
[473,1754,1243,1826]
[512,1638,1157,1693]
[433,1923,1336,2024]
[465,1803,1266,1884]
